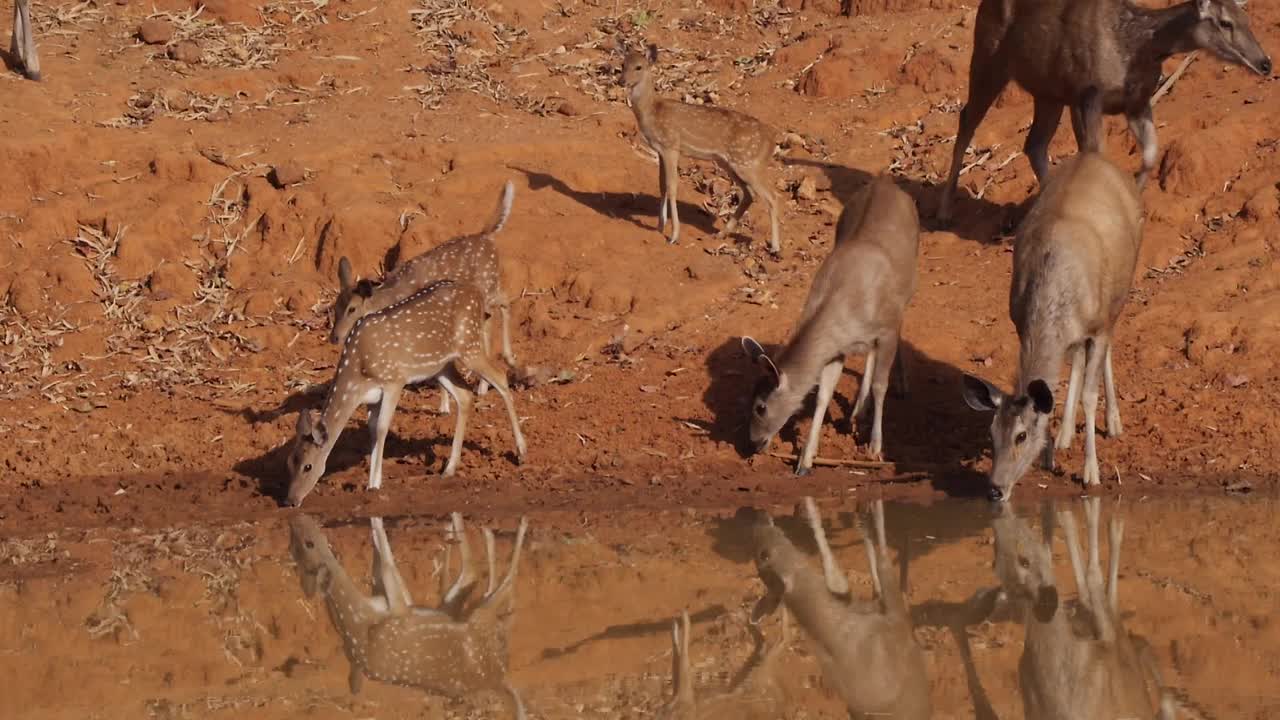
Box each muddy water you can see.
[1,495,1277,720]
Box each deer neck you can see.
[774,320,843,402]
[1015,334,1067,397]
[315,366,365,467]
[1122,1,1201,65]
[628,77,661,135]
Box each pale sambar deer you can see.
[962,92,1141,502]
[657,609,791,720]
[751,498,930,719]
[9,1,39,80]
[937,0,1271,224]
[988,499,1182,720]
[288,513,529,719]
[620,42,782,255]
[742,175,918,474]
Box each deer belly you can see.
[364,622,504,696]
[360,388,383,405]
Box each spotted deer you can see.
[9,1,39,80]
[619,42,782,255]
[286,279,526,507]
[961,92,1141,502]
[988,499,1182,720]
[751,498,931,719]
[938,0,1271,224]
[742,176,918,474]
[331,180,517,412]
[658,609,790,720]
[288,513,529,719]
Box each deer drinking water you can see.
[619,43,782,255]
[289,513,529,718]
[9,1,39,80]
[742,176,918,474]
[657,609,790,720]
[936,0,1272,224]
[331,180,518,412]
[286,279,526,507]
[750,498,931,719]
[962,93,1141,502]
[987,499,1181,720]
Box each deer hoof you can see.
[794,464,811,477]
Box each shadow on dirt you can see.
[539,603,729,660]
[512,165,722,237]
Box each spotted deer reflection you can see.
[990,498,1183,720]
[288,513,528,718]
[750,497,930,719]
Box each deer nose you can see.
[988,486,1005,502]
[1261,58,1273,76]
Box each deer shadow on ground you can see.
[697,336,992,497]
[511,165,722,238]
[229,386,504,504]
[538,604,729,661]
[781,157,1026,243]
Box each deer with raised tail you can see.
[937,0,1271,224]
[289,513,529,718]
[750,498,930,719]
[742,175,918,474]
[286,279,526,507]
[331,180,517,413]
[620,42,782,255]
[962,90,1141,502]
[9,1,39,80]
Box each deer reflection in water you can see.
[288,513,528,718]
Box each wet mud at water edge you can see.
[2,495,1277,719]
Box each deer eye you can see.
[347,307,355,314]
[303,464,313,473]
[305,540,315,549]
[1219,18,1234,31]
[1019,557,1031,569]
[1015,431,1028,445]
[754,404,766,416]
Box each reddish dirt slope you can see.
[0,0,1277,533]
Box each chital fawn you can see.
[937,0,1271,224]
[289,513,529,718]
[331,180,517,410]
[742,176,918,474]
[751,498,931,720]
[9,1,39,80]
[620,43,782,255]
[988,499,1181,720]
[962,94,1140,502]
[658,609,790,720]
[286,279,526,507]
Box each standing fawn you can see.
[742,176,918,474]
[658,609,790,720]
[987,499,1180,720]
[286,279,526,507]
[9,0,39,80]
[289,513,529,718]
[331,180,517,412]
[962,92,1141,502]
[620,43,782,255]
[751,498,931,720]
[937,0,1271,224]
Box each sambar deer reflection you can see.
[288,513,528,718]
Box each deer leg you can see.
[851,350,876,421]
[803,497,850,595]
[1103,343,1122,437]
[496,293,516,366]
[367,386,402,491]
[739,163,781,256]
[938,55,1010,224]
[1108,514,1124,616]
[479,517,528,612]
[436,373,474,477]
[1025,99,1065,187]
[662,150,682,244]
[1055,345,1085,451]
[441,513,478,615]
[466,352,528,463]
[657,153,670,232]
[1084,498,1116,642]
[1127,106,1157,189]
[868,334,898,459]
[1080,337,1107,487]
[718,166,753,240]
[370,517,414,614]
[798,359,843,475]
[505,683,528,720]
[12,0,40,81]
[1057,507,1089,610]
[482,527,498,595]
[438,387,452,414]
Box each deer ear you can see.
[741,336,781,380]
[338,257,353,290]
[354,279,375,298]
[962,374,1003,411]
[646,43,658,63]
[296,409,314,437]
[1027,379,1054,415]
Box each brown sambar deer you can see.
[937,0,1271,224]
